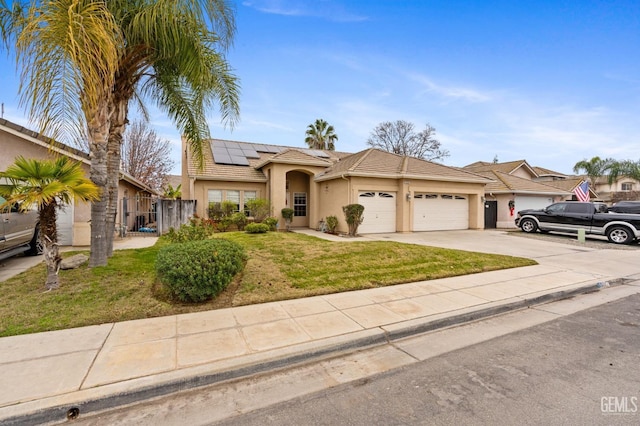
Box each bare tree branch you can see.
[121,120,174,190]
[366,120,449,161]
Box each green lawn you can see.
[0,232,536,337]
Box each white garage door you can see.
[56,202,74,246]
[514,195,553,213]
[413,193,469,231]
[358,191,396,234]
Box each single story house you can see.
[463,160,604,228]
[181,138,493,234]
[0,118,158,245]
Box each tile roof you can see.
[532,166,567,177]
[316,149,492,183]
[477,171,570,195]
[255,148,335,168]
[463,159,538,177]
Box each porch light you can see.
[406,192,412,201]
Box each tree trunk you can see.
[88,99,112,267]
[106,99,128,257]
[41,203,60,290]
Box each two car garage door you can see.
[357,191,469,234]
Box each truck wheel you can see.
[607,226,632,244]
[520,218,538,233]
[26,227,43,256]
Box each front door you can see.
[484,201,497,229]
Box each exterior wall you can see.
[0,127,94,246]
[317,178,350,233]
[511,167,535,180]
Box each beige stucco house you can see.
[0,118,157,245]
[463,160,573,228]
[182,138,493,234]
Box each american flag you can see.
[574,181,590,202]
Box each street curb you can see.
[0,279,629,425]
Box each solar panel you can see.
[211,140,251,166]
[237,142,260,158]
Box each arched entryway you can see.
[285,170,312,228]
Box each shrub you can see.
[281,208,294,230]
[245,223,270,234]
[325,215,339,234]
[156,239,246,303]
[342,204,364,236]
[246,198,270,222]
[217,216,233,232]
[207,202,223,220]
[263,216,278,231]
[231,212,248,231]
[165,217,215,243]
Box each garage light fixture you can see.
[406,193,412,201]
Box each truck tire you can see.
[606,226,633,244]
[26,227,43,256]
[519,218,538,233]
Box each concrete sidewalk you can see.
[1,231,639,424]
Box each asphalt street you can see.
[214,293,640,426]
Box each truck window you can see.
[546,203,567,213]
[566,203,591,214]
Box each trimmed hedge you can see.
[245,222,270,234]
[156,239,246,302]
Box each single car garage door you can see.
[56,202,74,246]
[514,195,553,213]
[413,193,469,231]
[358,191,396,234]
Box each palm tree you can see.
[1,0,240,266]
[573,156,615,186]
[100,0,239,262]
[0,156,99,290]
[607,160,640,185]
[305,119,338,150]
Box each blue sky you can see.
[1,0,639,175]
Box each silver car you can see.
[0,196,42,261]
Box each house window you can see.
[208,190,222,204]
[293,192,307,217]
[244,191,256,216]
[227,190,240,212]
[621,183,633,191]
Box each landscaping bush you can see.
[281,208,294,230]
[165,217,215,243]
[217,216,233,232]
[325,215,338,234]
[245,223,270,234]
[263,216,278,231]
[231,212,248,231]
[246,198,270,222]
[342,204,364,236]
[156,239,247,303]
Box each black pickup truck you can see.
[515,201,640,244]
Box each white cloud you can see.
[406,73,493,103]
[242,0,368,22]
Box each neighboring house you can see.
[0,118,158,245]
[182,138,493,234]
[463,161,570,228]
[591,176,640,203]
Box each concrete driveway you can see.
[361,229,640,283]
